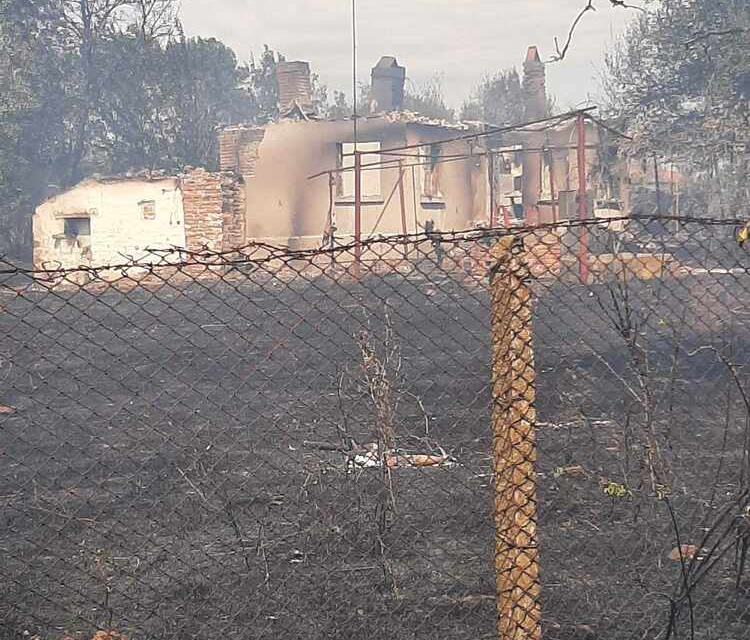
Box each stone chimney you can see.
[523,46,546,121]
[371,56,406,112]
[277,60,315,116]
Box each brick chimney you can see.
[371,56,406,112]
[277,60,315,117]
[521,46,547,220]
[523,46,547,121]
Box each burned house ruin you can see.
[32,47,639,270]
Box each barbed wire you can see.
[2,215,747,279]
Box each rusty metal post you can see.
[411,165,419,234]
[546,138,558,223]
[489,151,497,227]
[354,150,362,277]
[398,159,409,254]
[653,154,663,217]
[669,162,680,233]
[489,235,541,640]
[576,113,589,283]
[674,165,681,233]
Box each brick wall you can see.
[221,173,246,251]
[219,129,240,173]
[276,61,314,114]
[218,126,266,176]
[216,125,265,251]
[181,168,224,252]
[179,168,248,256]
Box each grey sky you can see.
[179,0,637,111]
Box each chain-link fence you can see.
[2,216,749,640]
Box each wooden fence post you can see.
[489,235,542,640]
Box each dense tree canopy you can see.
[460,70,526,125]
[0,0,320,259]
[0,0,72,257]
[403,74,455,122]
[603,0,750,216]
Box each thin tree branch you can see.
[609,0,646,11]
[685,27,749,47]
[551,1,596,63]
[551,0,646,63]
[663,496,696,640]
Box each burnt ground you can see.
[1,245,750,640]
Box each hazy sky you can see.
[179,0,637,111]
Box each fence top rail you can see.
[1,214,745,279]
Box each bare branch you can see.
[609,0,646,11]
[551,0,596,63]
[685,27,749,47]
[132,0,180,41]
[551,0,646,63]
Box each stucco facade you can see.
[32,169,248,271]
[33,177,186,270]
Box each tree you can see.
[403,73,455,121]
[326,90,350,120]
[603,0,750,217]
[91,28,174,172]
[161,35,259,169]
[461,69,525,125]
[551,0,647,62]
[129,0,179,41]
[244,45,282,123]
[461,68,556,125]
[51,0,138,183]
[0,0,74,259]
[0,0,265,258]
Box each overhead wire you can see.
[308,107,598,179]
[315,143,606,177]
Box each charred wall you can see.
[235,117,486,247]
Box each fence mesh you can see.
[1,216,750,640]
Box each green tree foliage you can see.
[403,73,455,121]
[0,0,74,259]
[460,68,555,125]
[461,69,525,125]
[0,0,317,258]
[160,35,261,168]
[603,0,750,216]
[246,44,282,123]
